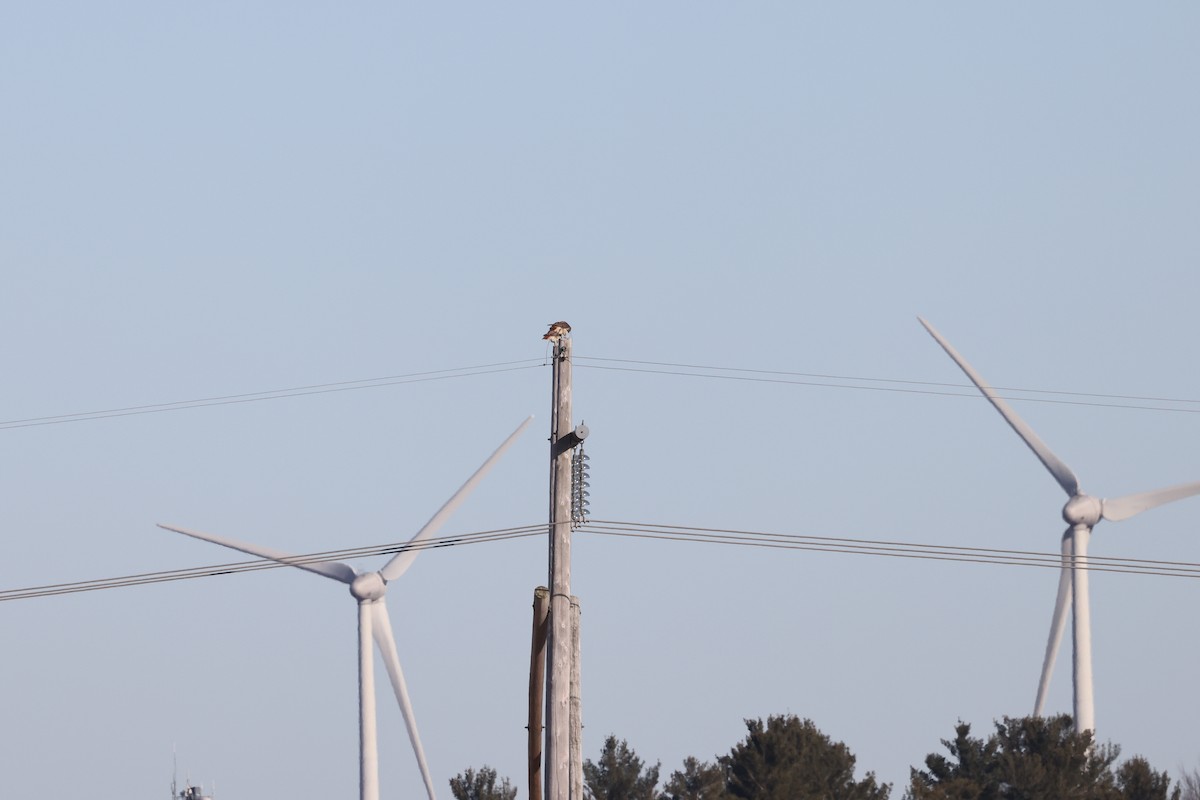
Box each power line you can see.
[578,521,1200,580]
[6,351,1200,434]
[0,360,546,431]
[574,359,1200,415]
[0,525,546,602]
[6,519,1198,605]
[575,356,1200,406]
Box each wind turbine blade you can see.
[372,602,438,800]
[1034,529,1074,716]
[1101,480,1200,522]
[918,317,1080,497]
[379,416,533,583]
[157,523,358,584]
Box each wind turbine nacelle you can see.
[1063,495,1102,527]
[350,572,386,601]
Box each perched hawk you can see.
[543,321,572,341]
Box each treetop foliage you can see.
[449,765,518,800]
[584,734,662,800]
[660,756,728,800]
[456,713,1187,800]
[584,716,887,800]
[721,714,890,800]
[906,715,1179,800]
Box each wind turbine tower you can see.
[920,317,1200,734]
[161,417,533,800]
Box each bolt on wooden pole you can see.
[546,331,573,800]
[528,587,550,800]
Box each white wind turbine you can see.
[159,416,533,800]
[919,318,1200,735]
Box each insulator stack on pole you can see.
[571,446,590,528]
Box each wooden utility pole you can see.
[569,596,582,800]
[545,329,585,800]
[528,587,550,800]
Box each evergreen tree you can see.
[1117,757,1180,800]
[584,735,661,800]
[660,756,728,800]
[907,715,1179,800]
[449,765,518,800]
[720,714,890,800]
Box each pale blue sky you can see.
[3,4,1199,798]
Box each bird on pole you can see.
[543,321,571,341]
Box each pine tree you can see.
[1118,757,1181,800]
[721,714,889,800]
[660,756,728,800]
[907,715,1179,800]
[449,765,518,800]
[584,735,661,800]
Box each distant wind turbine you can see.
[160,416,533,800]
[919,318,1200,734]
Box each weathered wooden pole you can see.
[569,596,582,800]
[528,587,550,800]
[546,329,574,800]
